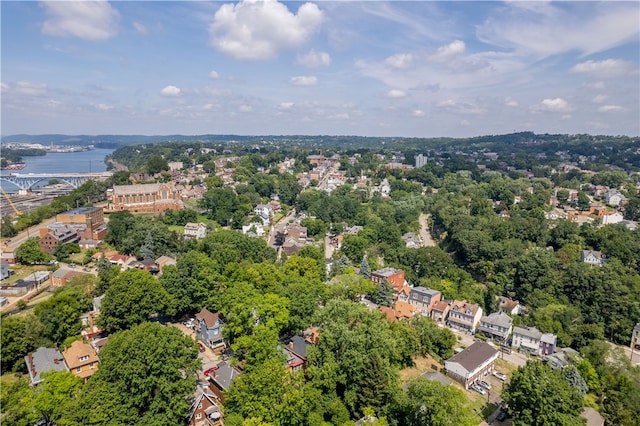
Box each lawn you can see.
[399,355,443,384]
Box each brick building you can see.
[107,183,184,213]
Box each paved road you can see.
[2,217,57,250]
[418,213,436,247]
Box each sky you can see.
[1,0,639,138]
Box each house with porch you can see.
[188,386,223,426]
[447,300,483,333]
[195,307,224,349]
[478,312,513,342]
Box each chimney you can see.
[28,353,35,375]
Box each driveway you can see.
[168,321,220,379]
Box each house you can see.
[547,347,578,369]
[601,212,624,225]
[286,335,311,367]
[39,225,80,255]
[208,361,241,402]
[254,204,273,224]
[478,312,513,342]
[25,346,68,386]
[582,250,606,266]
[1,271,49,296]
[631,323,640,351]
[444,342,499,388]
[0,246,17,264]
[512,326,542,355]
[50,268,86,288]
[370,268,406,293]
[581,407,604,426]
[242,223,266,237]
[281,345,306,373]
[62,340,100,381]
[188,386,223,426]
[195,307,224,349]
[155,255,177,274]
[184,223,207,240]
[431,300,450,325]
[281,223,309,256]
[408,286,441,316]
[402,232,421,248]
[499,297,522,315]
[540,332,557,356]
[447,300,483,333]
[603,189,626,207]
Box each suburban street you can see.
[418,213,437,247]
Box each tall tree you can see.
[359,255,371,278]
[372,278,394,307]
[16,237,51,265]
[97,269,173,332]
[503,361,584,426]
[76,322,200,425]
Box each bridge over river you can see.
[0,172,112,191]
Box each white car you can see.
[479,380,492,390]
[471,384,486,395]
[493,371,507,381]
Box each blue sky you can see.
[2,0,639,137]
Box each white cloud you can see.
[538,98,571,112]
[160,85,181,96]
[592,94,607,104]
[504,97,519,107]
[384,53,413,69]
[239,104,253,112]
[0,82,9,93]
[413,109,425,117]
[571,59,633,78]
[209,70,220,80]
[437,98,487,115]
[290,76,318,86]
[434,40,465,60]
[278,102,295,110]
[387,89,406,98]
[598,105,624,112]
[296,49,331,67]
[477,3,640,58]
[14,81,48,96]
[41,0,120,40]
[94,103,114,111]
[133,21,147,35]
[203,103,215,110]
[209,0,324,60]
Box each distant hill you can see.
[0,134,259,149]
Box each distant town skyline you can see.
[2,1,639,137]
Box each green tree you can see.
[31,370,83,426]
[0,374,40,426]
[372,279,394,307]
[97,269,173,332]
[76,322,200,425]
[388,377,476,426]
[503,361,584,426]
[0,315,47,373]
[54,242,81,262]
[35,285,92,344]
[359,255,371,278]
[16,237,51,265]
[95,253,118,295]
[146,154,169,174]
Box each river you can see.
[0,148,114,191]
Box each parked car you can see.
[496,410,507,421]
[183,318,194,328]
[470,384,486,395]
[203,366,218,376]
[479,380,492,390]
[197,342,206,353]
[493,371,507,381]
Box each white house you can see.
[601,212,623,225]
[512,326,557,356]
[603,189,625,207]
[184,223,207,240]
[444,342,499,388]
[447,300,483,333]
[254,204,273,224]
[582,250,605,267]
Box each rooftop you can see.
[446,342,499,372]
